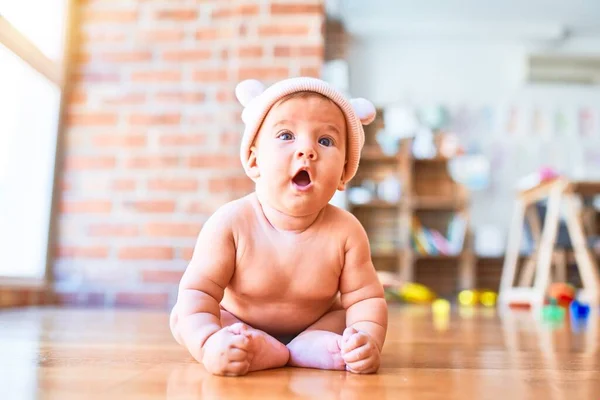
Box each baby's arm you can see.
[339,215,388,352]
[170,206,235,360]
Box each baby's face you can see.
[250,94,347,217]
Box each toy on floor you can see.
[432,299,450,315]
[547,282,576,307]
[569,300,591,319]
[457,289,498,307]
[542,299,565,322]
[377,272,437,303]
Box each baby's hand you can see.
[201,323,252,376]
[340,327,381,374]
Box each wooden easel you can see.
[498,178,600,307]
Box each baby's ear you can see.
[235,79,265,107]
[245,145,260,181]
[337,166,347,191]
[350,98,376,125]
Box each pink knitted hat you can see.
[235,77,376,185]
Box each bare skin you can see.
[170,94,388,376]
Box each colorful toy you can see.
[542,300,565,322]
[548,282,576,306]
[432,299,450,315]
[399,282,437,303]
[457,289,497,307]
[569,300,591,319]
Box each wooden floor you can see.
[1,305,599,399]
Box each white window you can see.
[0,0,70,280]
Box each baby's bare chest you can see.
[231,233,344,300]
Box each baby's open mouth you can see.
[292,170,311,188]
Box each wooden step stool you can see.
[498,178,600,307]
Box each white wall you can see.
[346,35,600,255]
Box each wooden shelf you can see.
[413,196,465,210]
[350,200,398,209]
[348,135,476,295]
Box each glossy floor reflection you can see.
[1,304,599,399]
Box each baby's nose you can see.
[296,147,317,160]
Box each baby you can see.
[169,77,388,376]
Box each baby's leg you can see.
[201,308,290,376]
[286,310,347,370]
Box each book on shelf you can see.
[410,215,467,256]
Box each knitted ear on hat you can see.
[235,79,265,107]
[350,98,376,125]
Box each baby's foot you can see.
[287,330,346,370]
[201,322,289,376]
[340,327,381,374]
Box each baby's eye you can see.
[278,131,294,141]
[318,137,333,147]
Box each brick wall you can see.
[54,0,325,309]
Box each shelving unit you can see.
[348,109,476,295]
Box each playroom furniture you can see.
[499,177,600,307]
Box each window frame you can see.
[0,1,76,287]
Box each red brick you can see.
[216,89,235,103]
[69,90,87,105]
[145,222,201,237]
[219,132,241,147]
[137,28,185,42]
[73,71,120,83]
[125,156,180,169]
[128,113,181,126]
[100,51,153,63]
[60,200,112,213]
[154,9,197,20]
[155,92,205,104]
[300,66,321,77]
[270,3,323,15]
[162,49,212,62]
[64,156,116,170]
[212,4,260,18]
[92,134,147,148]
[67,112,118,126]
[125,200,176,213]
[131,70,181,82]
[158,133,206,146]
[83,10,138,23]
[192,69,229,82]
[258,24,311,37]
[195,27,234,40]
[238,66,289,80]
[82,31,127,44]
[88,224,139,237]
[112,179,136,191]
[186,201,223,215]
[208,177,253,193]
[102,93,146,105]
[187,154,240,169]
[57,246,109,259]
[148,178,199,192]
[118,247,174,260]
[115,292,169,308]
[274,45,322,58]
[141,269,183,284]
[238,46,263,58]
[180,247,195,260]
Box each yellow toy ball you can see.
[432,299,451,315]
[458,290,478,306]
[480,291,497,307]
[399,282,436,303]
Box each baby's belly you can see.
[221,291,340,336]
